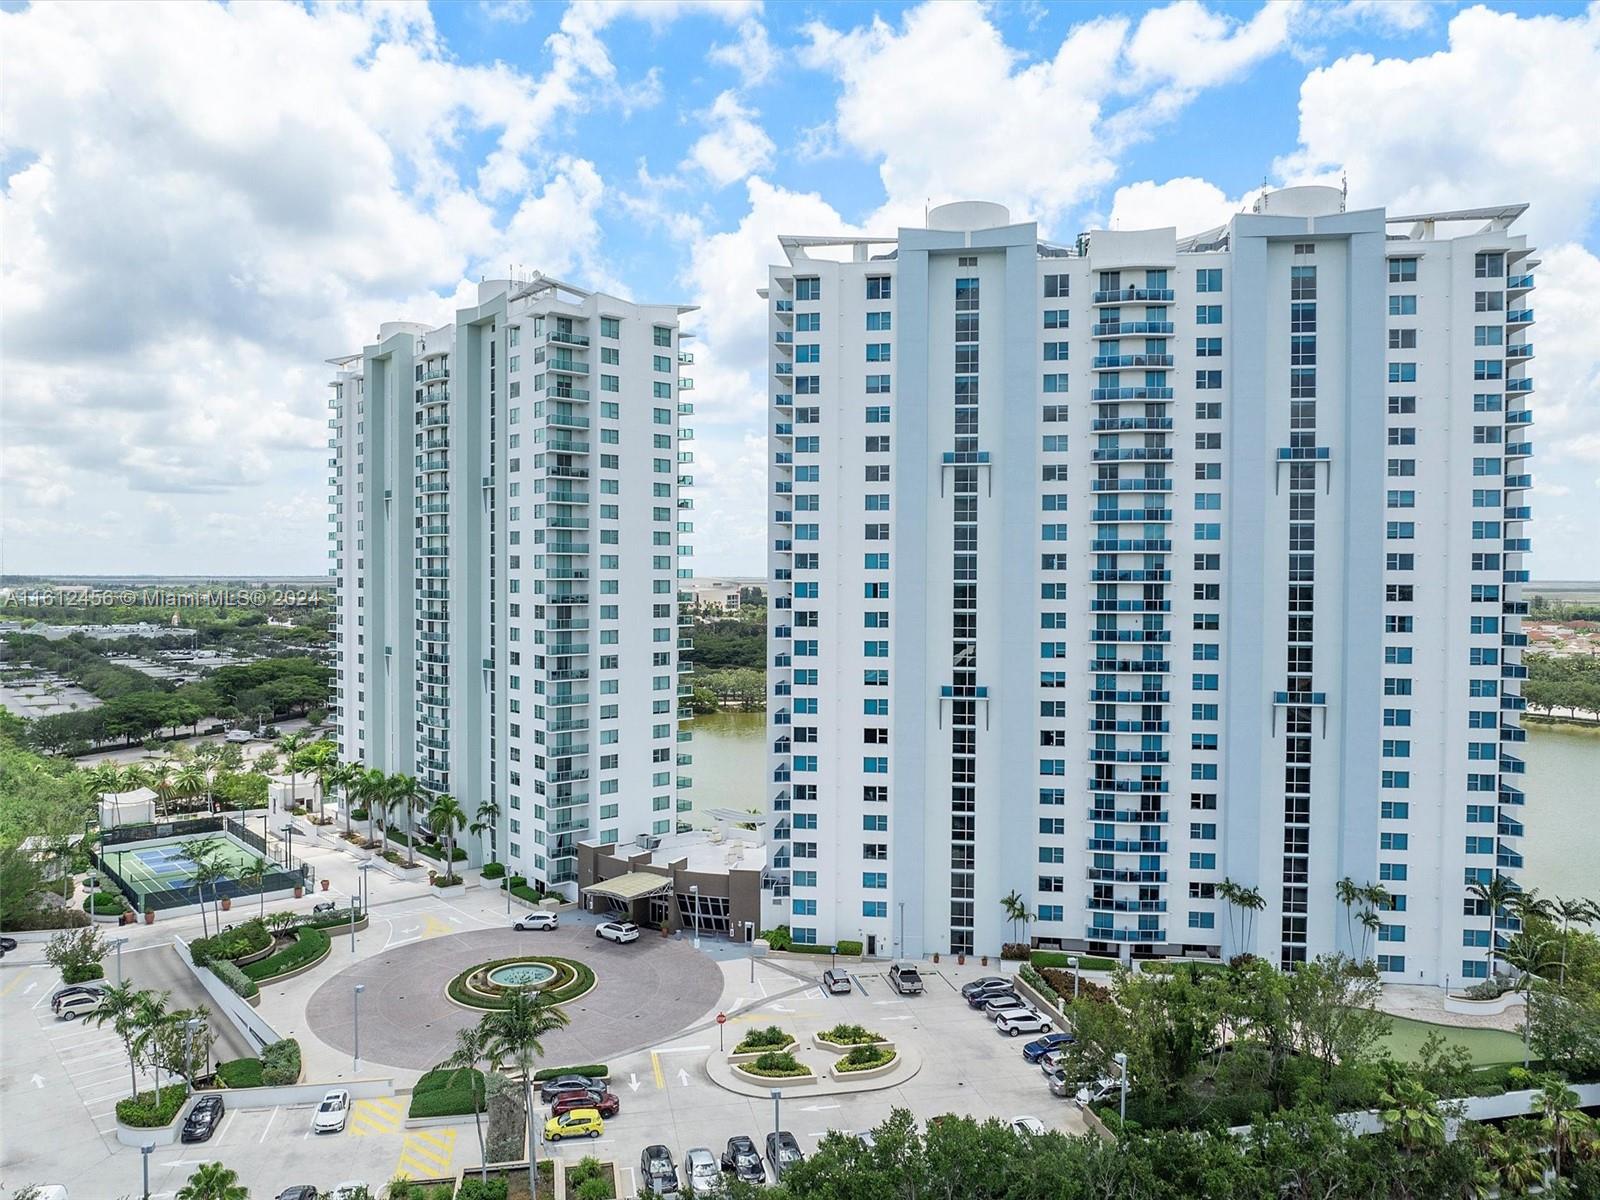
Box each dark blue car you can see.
[1021,1031,1075,1062]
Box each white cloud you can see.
[708,18,778,88]
[685,91,777,188]
[1296,1,1438,36]
[1123,1,1291,94]
[1107,177,1259,235]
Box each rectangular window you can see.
[1196,268,1222,293]
[866,276,892,300]
[1389,258,1418,283]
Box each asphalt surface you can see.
[121,943,254,1063]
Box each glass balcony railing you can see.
[1090,387,1173,402]
[1091,353,1173,369]
[547,358,590,376]
[547,329,590,347]
[1091,321,1174,337]
[1092,287,1175,304]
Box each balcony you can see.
[1089,628,1171,642]
[1091,417,1172,432]
[1507,273,1534,291]
[547,641,590,656]
[1091,658,1171,674]
[1091,509,1171,523]
[1091,447,1173,462]
[1507,343,1533,360]
[548,464,590,479]
[421,368,450,383]
[1091,353,1174,369]
[548,692,590,708]
[1091,539,1172,552]
[1277,446,1331,461]
[1090,599,1170,613]
[1090,569,1171,583]
[1091,321,1174,338]
[547,542,590,556]
[774,362,793,376]
[547,490,590,505]
[775,331,793,345]
[547,329,590,347]
[545,565,589,581]
[1506,378,1533,393]
[774,299,793,314]
[1090,387,1174,402]
[546,438,589,455]
[546,384,590,402]
[1505,473,1532,489]
[1092,287,1175,304]
[1506,308,1534,324]
[941,451,991,465]
[547,357,590,376]
[1091,478,1172,492]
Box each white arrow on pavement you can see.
[768,1003,796,1013]
[677,1068,691,1087]
[800,1103,839,1113]
[30,1074,44,1088]
[871,1000,900,1006]
[879,1015,913,1022]
[23,982,37,993]
[627,1074,640,1093]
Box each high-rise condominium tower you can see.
[761,190,1534,984]
[328,275,697,890]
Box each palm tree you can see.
[244,856,268,920]
[359,768,388,848]
[175,1161,247,1200]
[81,762,123,797]
[89,981,145,1100]
[1551,895,1600,984]
[1357,911,1382,962]
[427,793,468,885]
[326,761,358,835]
[1216,878,1242,950]
[305,742,338,819]
[131,989,173,1099]
[1335,876,1362,955]
[1379,1077,1443,1152]
[172,762,207,815]
[386,774,424,865]
[277,732,308,807]
[1503,931,1560,1067]
[1533,1073,1582,1178]
[179,839,220,937]
[470,798,503,866]
[998,889,1031,945]
[480,989,571,1200]
[1235,884,1265,951]
[445,1025,493,1183]
[1468,873,1522,977]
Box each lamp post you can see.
[280,823,295,871]
[353,861,375,951]
[353,983,365,1073]
[690,884,700,950]
[1114,1051,1129,1125]
[140,1142,154,1200]
[771,1088,782,1148]
[109,936,128,985]
[748,921,756,983]
[183,1017,202,1088]
[1068,956,1080,1001]
[897,901,905,959]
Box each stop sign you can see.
[716,1011,727,1025]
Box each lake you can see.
[687,710,1598,904]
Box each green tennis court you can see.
[107,832,266,901]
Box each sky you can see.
[2,0,1598,580]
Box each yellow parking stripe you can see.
[421,914,454,939]
[0,969,32,998]
[346,1097,404,1136]
[395,1128,456,1179]
[409,1128,455,1152]
[651,1052,664,1089]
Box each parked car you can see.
[720,1135,765,1183]
[1011,1116,1048,1137]
[544,1108,604,1141]
[51,982,107,1012]
[766,1130,804,1178]
[888,963,924,995]
[596,921,640,944]
[1038,1049,1070,1074]
[274,1188,318,1200]
[1022,1031,1075,1062]
[959,976,1008,999]
[312,1088,350,1134]
[539,1075,606,1102]
[514,911,558,931]
[0,935,18,954]
[683,1147,719,1196]
[983,994,1031,1020]
[551,1088,619,1117]
[1044,1066,1071,1098]
[1076,1076,1127,1105]
[224,728,256,743]
[641,1144,681,1196]
[311,900,338,915]
[181,1095,225,1143]
[965,983,1015,1009]
[996,1009,1052,1037]
[821,967,852,994]
[55,991,103,1021]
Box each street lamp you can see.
[280,823,295,871]
[771,1087,782,1149]
[690,884,700,950]
[1114,1051,1129,1125]
[353,862,376,951]
[1068,956,1080,1001]
[183,1017,202,1087]
[140,1142,154,1200]
[108,937,128,985]
[353,983,365,1073]
[897,901,905,959]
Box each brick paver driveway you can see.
[305,925,721,1070]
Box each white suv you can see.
[995,1009,1051,1037]
[596,921,640,944]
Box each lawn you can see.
[1379,1014,1527,1067]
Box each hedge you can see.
[414,840,467,863]
[409,1066,487,1118]
[216,1057,263,1088]
[533,1064,608,1081]
[241,926,330,981]
[744,1051,809,1078]
[480,861,506,880]
[838,1044,896,1072]
[116,1084,189,1127]
[734,1026,794,1055]
[457,1180,510,1200]
[836,939,863,956]
[63,962,105,984]
[1,907,91,930]
[819,1023,885,1046]
[209,959,259,999]
[261,1038,301,1086]
[1031,951,1119,972]
[446,957,595,1010]
[300,907,363,931]
[83,891,128,915]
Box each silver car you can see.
[683,1147,719,1196]
[983,993,1030,1020]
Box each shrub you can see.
[190,918,271,966]
[762,925,793,951]
[448,958,595,1010]
[299,907,362,931]
[746,1051,809,1077]
[416,841,467,862]
[533,1064,609,1081]
[1019,964,1060,1007]
[1031,951,1119,971]
[835,939,863,956]
[208,959,259,999]
[83,891,127,915]
[1462,975,1517,1000]
[574,1178,613,1200]
[216,1057,263,1088]
[241,926,329,981]
[409,1066,486,1118]
[3,906,91,930]
[510,883,542,904]
[480,861,506,880]
[1038,966,1112,1005]
[260,1037,302,1086]
[839,1044,895,1072]
[1001,942,1032,961]
[115,1084,188,1127]
[62,962,105,984]
[349,807,369,821]
[820,1023,885,1046]
[457,1180,509,1200]
[45,926,107,980]
[734,1025,794,1054]
[567,1157,615,1200]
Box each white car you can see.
[312,1088,350,1134]
[995,1009,1052,1037]
[1011,1116,1047,1137]
[595,921,640,944]
[983,994,1031,1021]
[1075,1076,1125,1105]
[224,728,255,743]
[683,1146,719,1196]
[514,911,559,931]
[1038,1049,1069,1074]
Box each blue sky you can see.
[2,0,1597,580]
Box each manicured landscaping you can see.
[818,1023,887,1047]
[565,1155,617,1200]
[1380,1014,1528,1068]
[742,1050,810,1078]
[83,890,128,915]
[409,1065,487,1118]
[1031,951,1119,971]
[480,861,506,880]
[500,875,546,905]
[116,1083,189,1127]
[259,1037,302,1086]
[734,1025,795,1055]
[189,918,272,965]
[215,1057,263,1088]
[446,956,596,1010]
[208,958,259,999]
[240,925,330,981]
[533,1064,609,1081]
[836,1044,897,1073]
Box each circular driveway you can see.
[305,925,722,1071]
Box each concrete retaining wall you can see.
[729,1039,797,1064]
[1012,974,1072,1031]
[731,1064,817,1087]
[812,1033,894,1055]
[828,1054,899,1082]
[171,936,282,1054]
[1443,990,1523,1016]
[116,1109,184,1148]
[210,1078,396,1111]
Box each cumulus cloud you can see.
[1107,177,1260,235]
[685,91,777,187]
[709,17,779,88]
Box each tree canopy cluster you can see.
[1524,652,1600,719]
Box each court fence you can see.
[91,816,310,914]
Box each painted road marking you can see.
[0,968,35,998]
[396,1127,457,1179]
[347,1096,405,1136]
[258,1105,280,1142]
[651,1053,664,1089]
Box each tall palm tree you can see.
[386,774,424,865]
[1235,885,1265,952]
[131,989,173,1099]
[175,1161,247,1200]
[172,763,207,815]
[359,768,388,847]
[445,1025,493,1183]
[89,981,145,1100]
[277,732,308,807]
[1216,878,1242,951]
[120,762,155,793]
[470,798,503,866]
[1534,1074,1583,1178]
[427,793,468,885]
[1379,1077,1443,1152]
[304,741,337,818]
[244,857,268,920]
[81,762,122,797]
[326,761,358,835]
[480,990,571,1200]
[179,839,220,938]
[998,889,1030,945]
[1468,874,1522,977]
[1551,896,1600,984]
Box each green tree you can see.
[89,981,145,1100]
[1467,873,1521,977]
[131,989,173,1098]
[276,732,308,807]
[998,889,1032,945]
[445,1025,493,1184]
[479,989,570,1200]
[470,798,502,865]
[179,838,223,937]
[386,773,424,865]
[1378,1076,1444,1152]
[174,1161,247,1200]
[44,925,108,983]
[243,856,268,920]
[427,793,467,884]
[1533,1072,1583,1178]
[0,844,48,928]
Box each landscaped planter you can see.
[827,1052,900,1082]
[729,1038,797,1064]
[115,1102,186,1148]
[731,1062,818,1086]
[812,1033,895,1056]
[562,1158,619,1200]
[430,881,473,897]
[1443,990,1523,1016]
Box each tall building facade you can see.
[328,274,697,891]
[762,191,1533,983]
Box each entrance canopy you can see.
[582,871,674,904]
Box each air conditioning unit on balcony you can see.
[635,834,662,851]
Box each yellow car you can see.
[544,1108,604,1141]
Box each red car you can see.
[551,1089,619,1118]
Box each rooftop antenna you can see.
[1340,173,1348,212]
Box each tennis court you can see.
[106,832,267,901]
